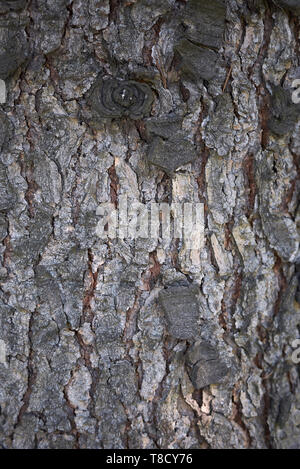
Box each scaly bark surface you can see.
[0,0,299,449]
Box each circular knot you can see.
[90,77,154,120]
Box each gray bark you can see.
[0,0,299,449]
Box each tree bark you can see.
[0,0,299,449]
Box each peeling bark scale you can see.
[0,0,299,450]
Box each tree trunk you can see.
[0,0,299,449]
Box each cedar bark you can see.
[0,0,299,449]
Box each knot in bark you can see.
[91,77,154,120]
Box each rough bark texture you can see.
[0,0,299,449]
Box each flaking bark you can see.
[0,0,299,449]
